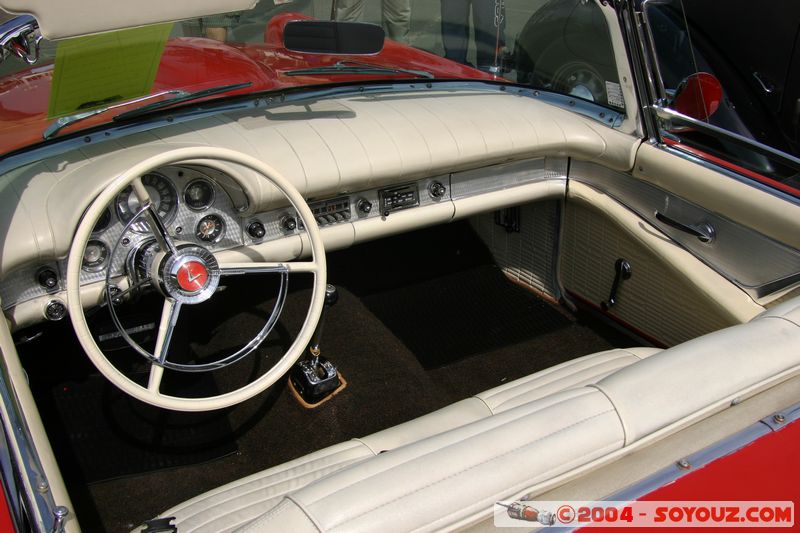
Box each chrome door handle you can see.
[655,211,716,243]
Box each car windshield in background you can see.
[0,0,624,156]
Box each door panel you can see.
[572,159,800,299]
[561,181,762,347]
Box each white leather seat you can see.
[229,299,800,532]
[151,347,658,532]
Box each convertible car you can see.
[0,0,797,531]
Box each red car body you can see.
[0,13,494,156]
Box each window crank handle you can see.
[601,259,632,311]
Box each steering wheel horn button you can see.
[161,246,221,304]
[176,261,209,292]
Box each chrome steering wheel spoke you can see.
[219,261,317,276]
[131,176,179,255]
[154,299,182,365]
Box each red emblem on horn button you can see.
[176,261,209,293]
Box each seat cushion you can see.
[147,347,658,532]
[241,388,625,533]
[159,441,374,533]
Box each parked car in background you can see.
[0,0,797,531]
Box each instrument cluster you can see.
[78,166,244,284]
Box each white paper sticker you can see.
[605,81,624,108]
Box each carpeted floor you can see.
[20,221,637,532]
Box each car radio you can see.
[308,196,351,227]
[378,183,419,217]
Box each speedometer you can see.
[115,172,178,233]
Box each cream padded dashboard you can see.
[0,90,639,327]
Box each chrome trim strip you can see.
[0,346,63,531]
[653,106,800,171]
[606,401,800,503]
[0,421,24,530]
[656,143,800,207]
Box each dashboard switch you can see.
[37,268,59,292]
[247,220,266,239]
[281,216,298,233]
[428,180,447,199]
[44,300,67,321]
[357,198,372,214]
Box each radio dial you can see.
[247,221,266,239]
[281,216,298,233]
[428,181,447,199]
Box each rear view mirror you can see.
[672,72,722,121]
[283,21,384,55]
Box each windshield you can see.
[0,0,623,156]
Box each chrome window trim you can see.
[654,142,800,208]
[653,105,800,172]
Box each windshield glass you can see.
[0,0,623,156]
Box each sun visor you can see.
[0,0,258,40]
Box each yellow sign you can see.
[47,24,173,119]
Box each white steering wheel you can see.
[67,147,327,411]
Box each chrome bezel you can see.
[195,213,225,243]
[183,178,216,211]
[81,239,109,273]
[115,171,179,233]
[160,246,221,305]
[90,207,113,235]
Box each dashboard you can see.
[0,90,636,331]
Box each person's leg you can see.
[472,0,505,71]
[335,0,365,22]
[440,0,470,65]
[382,0,411,43]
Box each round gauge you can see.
[184,179,215,211]
[82,240,109,272]
[115,172,178,233]
[195,214,225,243]
[92,207,112,234]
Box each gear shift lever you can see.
[309,284,338,368]
[289,285,346,407]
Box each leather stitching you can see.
[490,361,637,412]
[302,391,598,504]
[176,455,369,531]
[325,409,616,530]
[480,352,635,402]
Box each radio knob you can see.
[247,221,266,239]
[357,198,372,214]
[281,216,297,232]
[428,181,447,199]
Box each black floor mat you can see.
[362,264,572,368]
[42,374,237,484]
[20,221,640,532]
